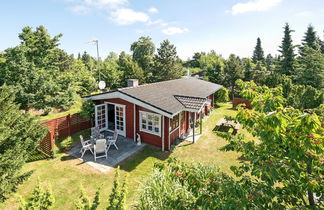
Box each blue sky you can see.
[0,0,323,59]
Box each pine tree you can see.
[278,23,296,75]
[252,37,265,63]
[107,167,127,210]
[300,25,320,55]
[0,85,47,202]
[153,40,184,82]
[75,186,101,210]
[224,54,244,99]
[19,180,55,209]
[265,54,274,72]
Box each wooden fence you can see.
[38,113,92,157]
[232,97,252,109]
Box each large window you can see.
[170,114,179,131]
[140,111,161,136]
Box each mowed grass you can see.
[1,103,252,209]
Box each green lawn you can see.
[1,103,252,209]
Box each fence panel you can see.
[38,113,91,157]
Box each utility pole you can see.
[88,40,100,81]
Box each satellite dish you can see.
[98,81,106,90]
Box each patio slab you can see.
[68,135,145,173]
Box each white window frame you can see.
[139,111,161,136]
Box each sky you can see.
[0,0,323,60]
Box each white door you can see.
[95,104,108,132]
[115,105,126,136]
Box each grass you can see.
[38,98,83,122]
[1,103,253,209]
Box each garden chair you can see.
[107,129,119,151]
[91,127,104,139]
[94,139,107,161]
[80,135,93,158]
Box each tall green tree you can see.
[130,36,155,82]
[118,51,144,86]
[0,85,47,202]
[101,52,122,89]
[278,23,296,75]
[242,57,255,81]
[300,25,321,55]
[223,54,244,99]
[296,47,324,89]
[199,51,225,84]
[265,53,275,72]
[252,37,265,64]
[153,40,184,82]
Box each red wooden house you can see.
[84,77,222,151]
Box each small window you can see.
[170,114,179,131]
[140,111,161,136]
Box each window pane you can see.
[148,121,153,126]
[154,127,159,133]
[148,126,153,131]
[148,115,153,120]
[142,124,146,129]
[154,116,159,121]
[154,121,159,126]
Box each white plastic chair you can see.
[94,139,107,161]
[80,135,93,158]
[107,129,119,151]
[91,127,104,139]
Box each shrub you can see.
[214,87,229,103]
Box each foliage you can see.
[118,51,144,86]
[300,24,321,55]
[75,185,100,210]
[214,87,229,103]
[242,57,255,81]
[252,37,265,64]
[295,46,324,89]
[153,40,184,82]
[278,23,296,75]
[19,180,55,209]
[101,53,122,89]
[223,54,244,98]
[137,158,283,209]
[80,99,95,119]
[0,85,47,202]
[199,51,225,84]
[228,81,324,207]
[0,26,96,111]
[130,36,155,82]
[107,167,127,210]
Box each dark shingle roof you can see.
[174,95,207,110]
[118,77,221,114]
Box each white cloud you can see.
[229,0,282,15]
[69,5,91,14]
[111,8,149,25]
[148,7,158,13]
[162,27,188,35]
[84,0,128,9]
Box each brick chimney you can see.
[127,79,139,88]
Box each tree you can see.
[0,85,47,202]
[300,25,321,55]
[153,40,184,82]
[242,58,255,81]
[223,54,244,99]
[107,167,127,210]
[101,53,122,89]
[130,36,155,82]
[278,23,296,75]
[19,180,55,209]
[75,186,100,210]
[228,80,323,207]
[265,54,275,72]
[214,87,229,103]
[198,51,225,84]
[252,37,265,64]
[296,46,324,89]
[118,52,144,86]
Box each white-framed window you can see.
[140,111,161,136]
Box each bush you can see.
[80,100,95,119]
[214,87,229,103]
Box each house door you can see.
[115,105,126,137]
[95,104,108,132]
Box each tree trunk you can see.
[307,160,315,206]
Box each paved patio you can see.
[68,134,146,173]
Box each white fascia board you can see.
[88,91,173,118]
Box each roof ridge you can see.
[118,77,196,91]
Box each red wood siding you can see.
[180,111,186,136]
[103,98,135,139]
[164,117,169,150]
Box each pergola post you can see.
[193,113,196,143]
[200,111,202,134]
